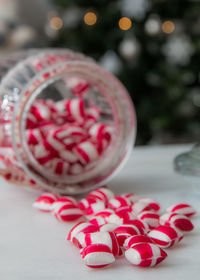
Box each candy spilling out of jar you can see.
[26,98,113,176]
[33,187,196,269]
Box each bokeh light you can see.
[50,17,63,30]
[84,12,97,26]
[162,20,175,34]
[118,17,132,31]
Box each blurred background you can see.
[0,0,199,145]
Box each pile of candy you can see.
[26,98,113,176]
[33,187,196,269]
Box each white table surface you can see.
[1,144,200,280]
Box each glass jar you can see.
[0,49,136,194]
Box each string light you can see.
[162,20,175,34]
[50,16,63,30]
[118,17,132,31]
[84,12,97,26]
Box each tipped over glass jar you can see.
[0,49,136,194]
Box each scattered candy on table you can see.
[33,186,196,269]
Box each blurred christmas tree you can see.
[48,0,200,144]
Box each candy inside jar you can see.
[26,90,113,177]
[0,49,136,194]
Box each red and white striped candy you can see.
[59,149,78,163]
[94,209,115,218]
[132,201,155,215]
[74,140,99,164]
[89,123,106,141]
[67,221,99,242]
[159,213,194,232]
[115,207,134,223]
[89,216,107,228]
[54,100,68,113]
[109,196,131,210]
[85,201,106,216]
[166,203,196,217]
[55,196,77,206]
[115,233,132,247]
[45,130,66,155]
[53,124,86,140]
[65,99,85,120]
[78,197,97,212]
[53,203,83,222]
[148,225,183,248]
[97,138,110,154]
[26,129,43,145]
[77,231,119,256]
[128,219,150,234]
[99,223,118,232]
[103,125,114,141]
[87,187,114,203]
[80,244,115,268]
[137,211,160,229]
[114,224,141,246]
[32,144,54,165]
[137,198,160,212]
[125,243,167,267]
[122,193,139,204]
[105,213,124,225]
[26,112,38,128]
[44,158,69,175]
[86,106,100,122]
[33,192,57,212]
[124,235,154,249]
[31,102,51,122]
[66,77,89,96]
[114,224,141,236]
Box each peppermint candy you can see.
[159,213,194,232]
[65,98,85,120]
[124,235,154,249]
[85,201,106,216]
[25,97,113,176]
[67,221,99,242]
[137,211,160,229]
[53,203,83,222]
[33,192,57,212]
[80,244,115,268]
[74,140,99,164]
[132,201,156,215]
[78,197,97,212]
[87,187,115,203]
[166,203,196,217]
[136,198,160,212]
[114,225,141,246]
[125,243,167,267]
[109,196,131,210]
[76,231,120,256]
[148,225,183,248]
[33,188,196,270]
